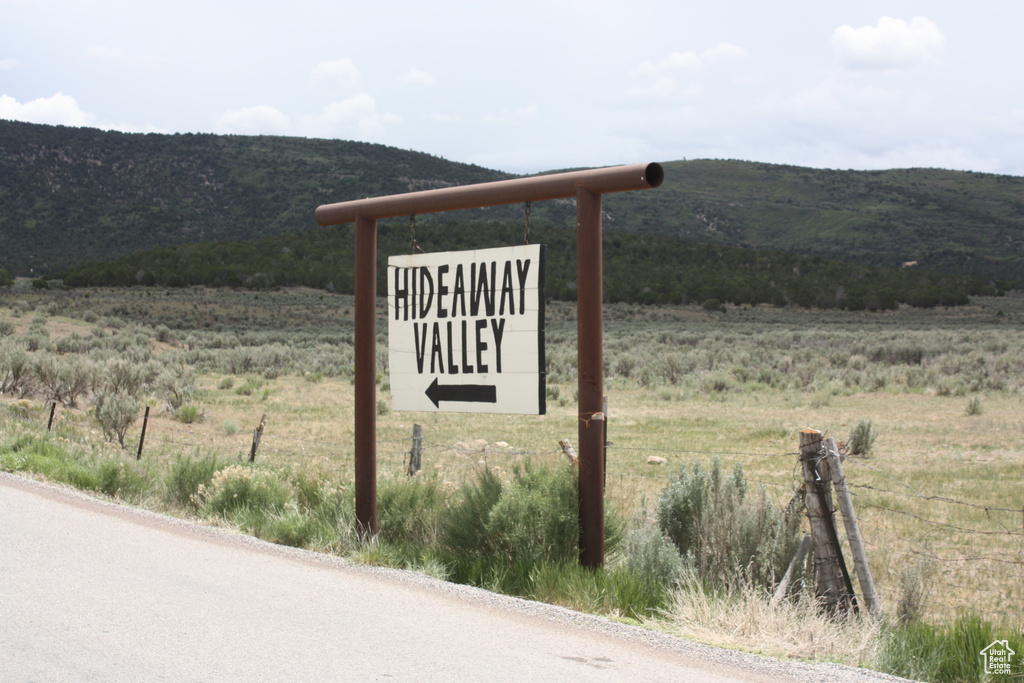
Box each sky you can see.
[1,0,1022,176]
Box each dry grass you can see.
[661,576,883,665]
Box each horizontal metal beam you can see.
[315,162,664,225]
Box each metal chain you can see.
[523,201,531,245]
[409,214,424,253]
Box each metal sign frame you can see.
[315,162,664,567]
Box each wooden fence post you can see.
[800,428,855,614]
[771,534,811,608]
[559,438,578,466]
[136,405,150,461]
[46,402,56,431]
[824,436,882,618]
[407,424,423,476]
[248,414,268,463]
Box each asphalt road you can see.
[0,472,913,683]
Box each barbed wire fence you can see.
[9,400,1023,624]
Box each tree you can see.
[94,391,141,448]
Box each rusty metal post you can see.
[354,213,378,536]
[136,405,150,460]
[577,186,605,568]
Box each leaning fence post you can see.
[47,402,56,431]
[136,405,150,461]
[824,436,881,618]
[771,534,811,608]
[800,428,855,615]
[407,424,423,476]
[248,414,268,463]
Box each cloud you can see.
[0,92,96,126]
[0,58,22,70]
[636,51,701,78]
[309,59,362,90]
[636,42,748,78]
[703,43,748,63]
[630,42,747,100]
[298,93,399,139]
[397,68,434,86]
[832,16,946,69]
[218,105,291,135]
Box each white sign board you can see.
[387,244,546,414]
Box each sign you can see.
[387,244,545,414]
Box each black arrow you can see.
[425,378,497,408]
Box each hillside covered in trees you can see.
[55,221,997,311]
[2,119,1022,284]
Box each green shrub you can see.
[436,461,626,595]
[441,467,504,560]
[848,418,877,456]
[102,358,148,397]
[234,375,264,396]
[657,457,802,591]
[154,325,173,343]
[0,343,33,397]
[94,390,142,448]
[174,404,202,424]
[95,458,151,501]
[155,366,197,410]
[34,356,92,407]
[966,396,983,416]
[896,559,934,625]
[377,475,443,547]
[200,464,290,518]
[621,521,686,591]
[486,462,580,567]
[165,452,224,509]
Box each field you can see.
[2,283,1022,652]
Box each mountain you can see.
[620,160,1024,280]
[1,119,1022,282]
[0,120,510,275]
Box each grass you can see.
[1,285,1023,679]
[878,614,1024,682]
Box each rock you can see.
[647,456,667,466]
